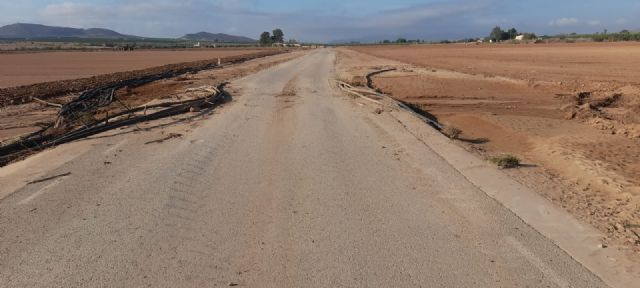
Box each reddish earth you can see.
[352,42,640,90]
[0,49,304,149]
[337,44,640,255]
[0,49,267,88]
[0,50,284,106]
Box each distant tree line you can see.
[561,29,640,42]
[379,38,424,44]
[367,26,640,46]
[260,29,284,46]
[489,26,537,42]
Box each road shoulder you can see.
[340,87,640,288]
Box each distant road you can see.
[0,49,606,287]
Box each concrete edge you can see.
[386,106,640,288]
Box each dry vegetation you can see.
[489,154,521,169]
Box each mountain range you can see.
[180,32,256,43]
[0,23,256,43]
[0,23,136,39]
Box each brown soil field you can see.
[0,49,304,147]
[337,44,640,255]
[0,49,265,88]
[0,50,285,107]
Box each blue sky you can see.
[1,0,639,42]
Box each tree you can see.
[260,32,272,46]
[271,29,284,43]
[396,38,407,43]
[490,26,504,42]
[507,28,518,39]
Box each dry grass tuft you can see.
[489,154,521,169]
[442,125,462,139]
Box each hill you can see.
[181,32,256,43]
[0,23,137,39]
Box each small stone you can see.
[564,111,577,120]
[228,282,238,286]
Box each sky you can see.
[1,0,639,42]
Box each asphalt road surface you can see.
[0,50,607,287]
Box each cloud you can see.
[548,17,579,27]
[33,0,502,42]
[587,20,601,26]
[616,18,628,25]
[40,2,107,27]
[357,1,495,29]
[38,1,240,36]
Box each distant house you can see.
[193,42,201,48]
[515,35,525,41]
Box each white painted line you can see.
[103,139,128,155]
[18,177,66,205]
[506,236,570,288]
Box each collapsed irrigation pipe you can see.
[336,78,443,130]
[0,83,229,167]
[0,50,289,166]
[335,80,384,105]
[363,69,443,130]
[57,63,220,125]
[366,68,396,91]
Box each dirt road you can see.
[0,50,609,287]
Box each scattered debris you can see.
[0,83,228,167]
[31,97,63,108]
[27,172,71,185]
[144,133,183,145]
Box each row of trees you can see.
[380,38,423,44]
[259,29,284,46]
[587,30,640,42]
[542,30,640,42]
[489,26,537,42]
